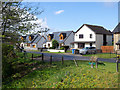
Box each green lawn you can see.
[2,60,119,88]
[83,53,117,59]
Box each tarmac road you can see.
[27,51,117,63]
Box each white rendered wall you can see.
[75,25,96,42]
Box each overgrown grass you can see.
[2,52,42,86]
[2,60,118,88]
[83,53,117,59]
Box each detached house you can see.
[72,24,112,50]
[20,33,47,50]
[43,31,74,49]
[112,23,120,51]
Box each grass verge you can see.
[83,53,117,59]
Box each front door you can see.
[78,43,85,48]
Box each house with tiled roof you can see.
[112,23,120,51]
[72,24,112,50]
[20,33,47,50]
[43,31,74,49]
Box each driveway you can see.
[27,51,117,63]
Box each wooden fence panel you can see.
[101,46,114,53]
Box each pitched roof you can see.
[76,24,112,35]
[48,31,73,43]
[112,23,120,33]
[31,34,42,43]
[24,34,39,43]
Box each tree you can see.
[1,2,44,36]
[52,39,59,49]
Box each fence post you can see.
[62,56,64,65]
[50,55,52,65]
[42,53,44,62]
[96,59,98,69]
[32,54,33,61]
[74,59,78,67]
[116,59,119,72]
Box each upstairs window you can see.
[48,35,51,41]
[59,34,64,40]
[79,34,83,38]
[90,34,92,38]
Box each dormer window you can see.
[48,35,51,41]
[59,33,66,40]
[48,34,54,41]
[29,35,34,41]
[60,34,63,40]
[29,36,32,41]
[21,36,24,40]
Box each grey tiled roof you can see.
[24,34,39,43]
[112,23,120,33]
[48,31,73,43]
[31,34,42,43]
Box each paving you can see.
[27,51,117,63]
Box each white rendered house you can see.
[72,24,112,50]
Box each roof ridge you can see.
[53,30,73,33]
[84,24,104,28]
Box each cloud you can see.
[55,10,64,15]
[26,18,49,34]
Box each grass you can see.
[2,60,119,88]
[2,52,42,86]
[83,53,117,59]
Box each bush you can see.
[2,44,14,79]
[60,47,64,50]
[52,39,59,49]
[2,56,14,79]
[2,43,14,56]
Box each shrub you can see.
[52,39,59,49]
[60,47,64,50]
[2,43,14,56]
[2,43,15,79]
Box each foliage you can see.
[2,44,41,82]
[2,43,14,56]
[60,47,64,50]
[2,60,118,88]
[52,39,59,49]
[2,2,44,35]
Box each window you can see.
[90,34,92,38]
[48,44,50,48]
[79,34,83,38]
[27,43,30,47]
[60,34,63,40]
[33,45,36,48]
